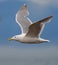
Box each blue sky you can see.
[0,0,58,65]
[0,0,58,46]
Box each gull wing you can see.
[16,4,32,33]
[26,16,53,38]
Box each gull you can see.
[8,4,53,44]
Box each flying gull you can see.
[8,4,53,44]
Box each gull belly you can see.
[17,36,49,44]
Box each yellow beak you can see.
[8,38,15,41]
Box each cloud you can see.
[0,0,6,2]
[0,0,13,2]
[0,0,18,1]
[0,46,58,65]
[27,0,58,8]
[28,0,50,6]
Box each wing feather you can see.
[16,4,32,33]
[26,16,53,38]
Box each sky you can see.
[0,0,58,65]
[0,0,58,46]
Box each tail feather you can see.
[39,38,50,42]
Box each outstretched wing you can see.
[26,16,53,38]
[16,4,32,33]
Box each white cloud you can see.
[28,0,58,7]
[0,0,6,1]
[28,0,50,6]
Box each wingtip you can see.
[47,16,53,22]
[49,16,53,19]
[23,4,27,7]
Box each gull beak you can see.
[8,38,15,41]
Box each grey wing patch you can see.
[26,22,44,37]
[26,16,53,38]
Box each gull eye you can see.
[15,37,16,38]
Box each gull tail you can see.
[42,39,50,43]
[39,38,50,43]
